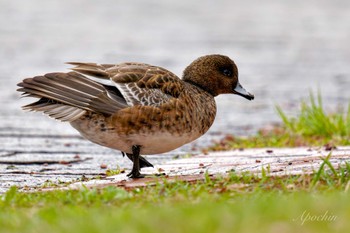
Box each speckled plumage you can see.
[17,54,254,178]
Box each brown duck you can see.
[17,54,254,178]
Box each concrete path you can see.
[25,146,350,191]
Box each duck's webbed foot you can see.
[122,151,154,169]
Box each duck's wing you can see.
[17,72,128,121]
[69,62,183,107]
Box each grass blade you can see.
[311,153,333,188]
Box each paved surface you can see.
[1,0,350,193]
[46,146,350,191]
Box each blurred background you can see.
[0,0,349,190]
[2,0,350,134]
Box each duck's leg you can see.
[126,145,144,178]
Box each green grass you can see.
[209,92,350,151]
[1,157,349,233]
[1,161,350,233]
[1,91,350,233]
[277,92,350,139]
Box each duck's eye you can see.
[222,68,232,77]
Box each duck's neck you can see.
[183,78,218,97]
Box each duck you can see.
[17,54,254,178]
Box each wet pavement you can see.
[40,146,350,191]
[1,0,350,193]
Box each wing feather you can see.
[17,72,128,118]
[110,65,183,106]
[23,98,87,122]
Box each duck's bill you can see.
[233,82,254,100]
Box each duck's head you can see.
[183,54,254,100]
